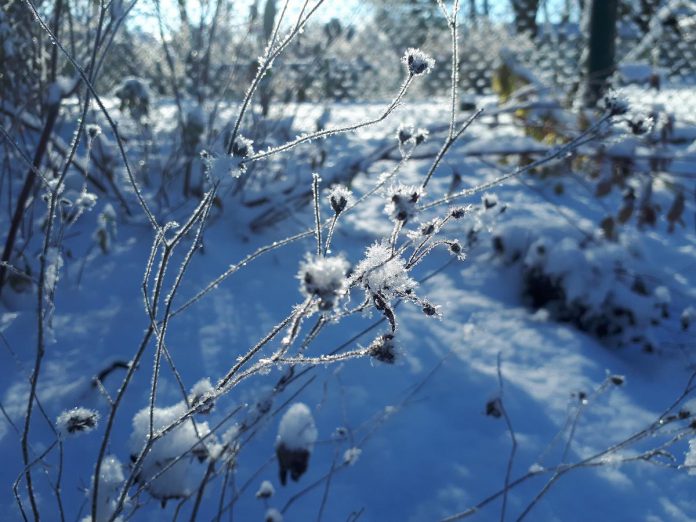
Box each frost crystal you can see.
[130,401,219,501]
[402,48,435,76]
[298,254,350,310]
[352,242,416,298]
[56,407,99,437]
[44,247,64,294]
[385,184,423,223]
[75,189,98,212]
[204,153,246,179]
[328,185,353,215]
[256,480,275,499]
[685,439,696,475]
[343,447,362,466]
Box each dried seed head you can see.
[368,333,397,364]
[450,206,468,219]
[604,94,629,116]
[231,135,254,158]
[328,185,353,215]
[256,480,275,500]
[385,184,423,223]
[86,124,102,140]
[422,302,441,317]
[609,374,625,386]
[402,48,435,76]
[56,407,100,437]
[486,398,502,418]
[299,255,350,310]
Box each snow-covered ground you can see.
[2,92,696,522]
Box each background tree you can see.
[510,0,540,36]
[583,0,619,106]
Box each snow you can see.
[129,401,219,500]
[84,455,126,522]
[265,507,283,522]
[256,480,275,499]
[2,92,696,522]
[276,403,318,452]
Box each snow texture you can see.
[275,403,317,452]
[129,401,218,500]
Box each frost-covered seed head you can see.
[86,124,102,140]
[75,190,98,211]
[368,333,397,364]
[397,124,428,147]
[447,240,465,260]
[422,302,440,317]
[231,135,254,158]
[486,398,502,418]
[420,220,437,236]
[482,193,498,210]
[328,185,353,215]
[398,124,415,145]
[385,184,422,223]
[450,206,468,219]
[351,242,416,298]
[265,508,283,522]
[299,255,350,310]
[605,94,629,116]
[256,480,275,499]
[56,407,100,436]
[402,48,435,76]
[609,375,625,386]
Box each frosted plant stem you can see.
[323,214,339,255]
[436,0,461,141]
[172,151,413,318]
[217,306,297,388]
[21,0,160,231]
[92,327,154,521]
[421,108,484,190]
[147,190,216,442]
[497,353,517,522]
[244,76,414,163]
[423,115,612,210]
[442,371,696,521]
[20,1,109,516]
[189,458,216,521]
[227,0,324,153]
[312,173,322,256]
[316,455,337,522]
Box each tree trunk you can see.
[583,0,619,106]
